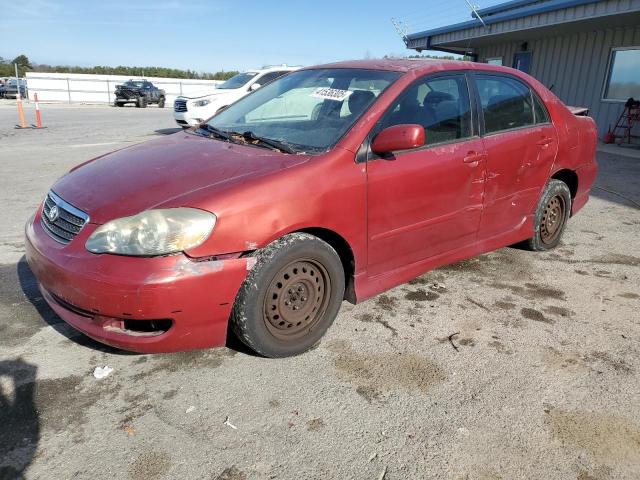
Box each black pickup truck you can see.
[114,80,165,108]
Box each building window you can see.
[486,57,503,66]
[604,47,640,101]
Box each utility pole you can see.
[14,63,20,99]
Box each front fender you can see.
[183,148,368,274]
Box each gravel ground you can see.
[1,101,639,480]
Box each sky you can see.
[0,0,506,72]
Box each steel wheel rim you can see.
[540,194,566,245]
[263,259,331,341]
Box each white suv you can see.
[173,66,299,127]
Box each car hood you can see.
[51,133,310,224]
[185,89,237,100]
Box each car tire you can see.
[524,179,572,251]
[157,97,165,108]
[230,233,345,358]
[137,97,147,108]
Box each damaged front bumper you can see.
[24,213,249,353]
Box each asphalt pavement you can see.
[1,101,639,480]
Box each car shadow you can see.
[224,326,260,357]
[154,128,183,136]
[0,359,39,479]
[16,257,136,355]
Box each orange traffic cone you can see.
[15,89,28,129]
[32,93,45,129]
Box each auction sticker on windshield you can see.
[311,87,353,102]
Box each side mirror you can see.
[250,83,261,91]
[371,124,425,154]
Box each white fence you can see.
[24,72,223,106]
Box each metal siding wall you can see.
[475,23,640,134]
[427,0,640,46]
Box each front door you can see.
[473,73,558,239]
[366,73,486,276]
[513,52,532,73]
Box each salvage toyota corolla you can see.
[25,59,598,357]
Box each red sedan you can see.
[25,59,598,357]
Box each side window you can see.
[378,74,472,146]
[533,92,550,124]
[475,75,534,134]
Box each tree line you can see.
[0,55,239,80]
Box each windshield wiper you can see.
[198,124,233,141]
[230,130,296,154]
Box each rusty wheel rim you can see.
[540,194,566,245]
[263,259,331,340]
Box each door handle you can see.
[536,137,555,147]
[463,151,486,164]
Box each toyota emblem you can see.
[48,205,59,222]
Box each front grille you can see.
[40,191,89,244]
[116,88,137,99]
[174,99,188,112]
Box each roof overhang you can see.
[407,0,640,54]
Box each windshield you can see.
[123,81,144,88]
[217,72,258,90]
[206,68,401,153]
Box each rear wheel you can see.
[230,233,345,358]
[525,179,571,251]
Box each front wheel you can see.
[136,96,147,108]
[230,233,345,358]
[157,97,165,108]
[525,179,572,251]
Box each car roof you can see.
[252,66,301,74]
[301,58,519,76]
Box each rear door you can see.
[366,72,486,276]
[472,73,558,239]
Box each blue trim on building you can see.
[407,0,601,41]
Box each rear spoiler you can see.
[567,106,590,116]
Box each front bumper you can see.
[25,212,249,353]
[173,111,202,127]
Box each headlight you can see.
[193,99,211,107]
[86,208,216,256]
